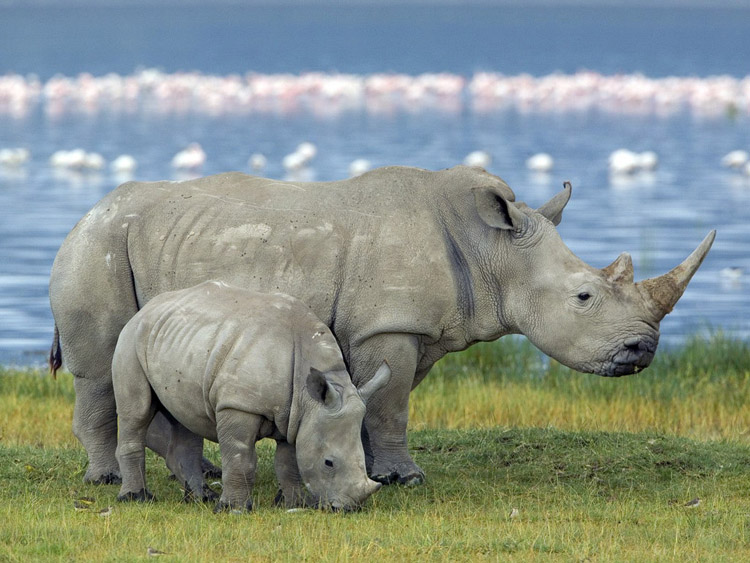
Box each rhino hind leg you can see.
[159,414,218,503]
[72,376,122,484]
[114,390,157,500]
[145,412,218,497]
[351,334,426,486]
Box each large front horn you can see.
[636,230,716,321]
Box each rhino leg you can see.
[50,230,140,485]
[214,409,263,513]
[114,361,157,501]
[72,376,121,484]
[145,413,221,485]
[350,334,425,486]
[149,412,218,503]
[273,440,316,508]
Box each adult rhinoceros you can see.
[49,165,714,486]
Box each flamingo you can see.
[526,153,554,173]
[348,158,371,177]
[721,150,749,169]
[171,143,206,170]
[111,155,137,174]
[463,150,492,168]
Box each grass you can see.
[1,333,750,561]
[412,333,750,441]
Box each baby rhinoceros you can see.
[112,281,389,513]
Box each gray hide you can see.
[112,281,387,511]
[49,165,715,486]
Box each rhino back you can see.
[116,169,477,347]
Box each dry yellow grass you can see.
[409,375,750,442]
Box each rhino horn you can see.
[536,181,572,226]
[602,252,634,284]
[358,361,391,404]
[636,230,716,321]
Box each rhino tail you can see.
[49,324,62,379]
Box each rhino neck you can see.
[436,214,514,350]
[277,344,304,444]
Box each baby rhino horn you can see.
[602,252,634,284]
[358,362,392,404]
[636,230,716,321]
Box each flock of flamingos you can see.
[1,69,749,178]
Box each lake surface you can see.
[1,4,749,366]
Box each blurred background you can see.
[0,0,748,365]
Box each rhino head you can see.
[472,181,715,377]
[294,362,391,510]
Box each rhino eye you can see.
[577,292,591,302]
[324,459,334,468]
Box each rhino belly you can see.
[149,376,219,442]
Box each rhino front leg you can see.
[214,409,262,514]
[350,333,424,486]
[273,440,316,508]
[72,376,121,484]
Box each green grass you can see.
[1,333,750,561]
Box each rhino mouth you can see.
[314,498,361,513]
[601,334,659,377]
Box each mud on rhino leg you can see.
[72,376,121,484]
[350,333,425,486]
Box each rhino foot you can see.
[85,471,122,485]
[182,483,219,503]
[273,488,316,509]
[370,462,425,486]
[370,460,425,486]
[397,472,425,486]
[117,489,154,502]
[213,499,253,514]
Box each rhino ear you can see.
[306,368,342,409]
[536,181,572,226]
[473,187,525,231]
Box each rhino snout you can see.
[317,479,382,512]
[607,335,658,377]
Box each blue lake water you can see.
[1,4,749,366]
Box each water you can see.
[1,4,749,366]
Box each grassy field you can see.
[1,334,749,561]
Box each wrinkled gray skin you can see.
[112,281,388,512]
[49,165,715,487]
